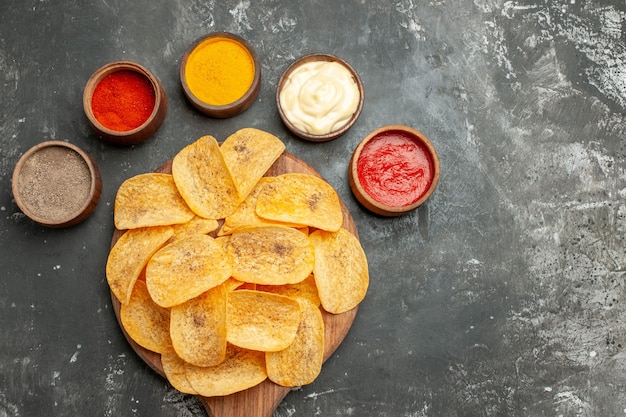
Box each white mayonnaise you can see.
[279,60,360,135]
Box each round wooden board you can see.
[109,151,360,417]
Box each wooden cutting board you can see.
[109,151,360,417]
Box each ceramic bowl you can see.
[277,53,364,142]
[349,125,440,216]
[83,60,168,145]
[180,32,261,118]
[12,141,103,227]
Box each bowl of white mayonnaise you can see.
[277,54,364,142]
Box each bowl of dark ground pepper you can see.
[83,61,168,145]
[12,141,102,228]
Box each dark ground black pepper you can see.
[16,145,91,221]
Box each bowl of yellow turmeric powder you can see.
[180,32,261,118]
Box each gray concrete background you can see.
[1,0,625,416]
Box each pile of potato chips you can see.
[106,128,369,397]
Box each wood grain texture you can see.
[110,151,359,417]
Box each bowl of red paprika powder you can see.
[180,32,261,118]
[83,61,168,145]
[349,125,440,216]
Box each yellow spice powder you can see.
[185,37,255,106]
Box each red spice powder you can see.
[91,70,156,131]
[357,131,434,207]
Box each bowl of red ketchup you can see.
[349,125,440,216]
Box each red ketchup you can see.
[356,130,434,207]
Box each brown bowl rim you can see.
[83,60,168,145]
[179,32,261,118]
[276,53,364,143]
[349,125,440,216]
[11,140,103,227]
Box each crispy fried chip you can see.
[185,344,267,397]
[222,277,246,292]
[266,299,324,386]
[171,216,219,241]
[220,178,301,236]
[106,226,174,304]
[172,135,240,219]
[170,285,227,367]
[257,274,320,307]
[234,281,256,291]
[227,226,314,285]
[226,290,302,351]
[255,173,343,232]
[146,234,231,308]
[309,228,369,314]
[114,173,196,230]
[220,128,285,200]
[120,280,171,354]
[161,345,198,395]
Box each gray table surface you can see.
[2,1,625,416]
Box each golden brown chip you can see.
[146,233,231,308]
[120,280,171,354]
[106,226,174,304]
[266,299,324,386]
[227,226,315,285]
[171,216,219,241]
[296,226,310,236]
[213,235,230,251]
[220,277,246,292]
[255,173,343,232]
[170,285,227,367]
[220,177,300,236]
[172,135,240,219]
[114,173,196,230]
[220,128,285,200]
[235,282,257,291]
[226,290,302,351]
[257,274,320,307]
[161,345,198,395]
[185,344,267,397]
[309,228,369,314]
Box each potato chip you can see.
[227,226,314,285]
[171,216,219,241]
[146,234,231,308]
[220,178,300,236]
[226,290,301,351]
[161,345,198,395]
[185,344,266,397]
[257,274,320,307]
[309,228,369,314]
[266,299,324,386]
[235,281,257,291]
[114,173,196,230]
[172,135,240,219]
[106,226,174,304]
[296,226,310,236]
[221,277,246,292]
[120,280,171,354]
[170,285,227,367]
[220,128,285,200]
[255,173,343,232]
